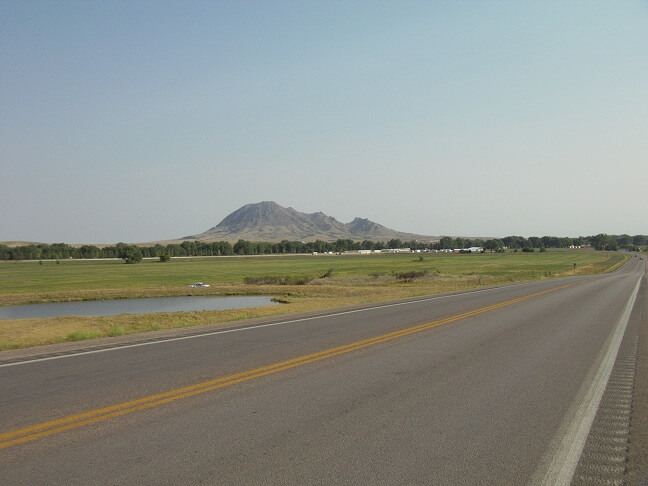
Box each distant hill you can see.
[185,201,438,243]
[0,241,45,247]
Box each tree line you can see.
[0,241,235,261]
[0,234,645,262]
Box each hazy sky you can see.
[1,1,647,243]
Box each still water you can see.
[0,296,276,319]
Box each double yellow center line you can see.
[0,283,572,450]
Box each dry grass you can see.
[0,274,513,350]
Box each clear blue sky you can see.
[1,1,646,243]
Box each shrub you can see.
[159,254,171,262]
[65,330,103,342]
[395,270,429,282]
[522,247,535,253]
[244,275,314,285]
[107,326,127,337]
[124,254,142,264]
[319,268,333,279]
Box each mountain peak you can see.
[214,201,298,230]
[348,217,388,236]
[190,202,435,243]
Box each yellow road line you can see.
[0,283,573,450]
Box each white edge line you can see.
[0,283,541,368]
[532,272,643,486]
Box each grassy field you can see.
[0,250,628,350]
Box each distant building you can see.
[454,247,483,253]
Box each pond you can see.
[0,296,277,319]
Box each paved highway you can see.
[1,256,646,485]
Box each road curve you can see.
[1,256,646,485]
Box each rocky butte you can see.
[184,201,438,243]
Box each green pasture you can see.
[0,250,626,299]
[0,250,628,350]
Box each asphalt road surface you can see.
[1,255,646,485]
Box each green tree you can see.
[528,237,544,249]
[78,245,100,259]
[484,239,504,252]
[617,234,632,246]
[633,235,647,246]
[591,234,616,251]
[117,244,143,264]
[234,239,254,255]
[438,237,456,250]
[503,236,529,249]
